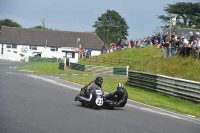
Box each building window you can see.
[6,44,17,49]
[6,45,12,48]
[12,44,17,49]
[66,52,75,58]
[50,47,58,52]
[30,46,37,50]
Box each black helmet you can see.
[95,76,103,86]
[116,83,124,93]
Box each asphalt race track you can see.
[0,61,200,133]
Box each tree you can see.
[157,2,200,30]
[31,18,49,29]
[93,10,129,45]
[0,19,21,30]
[41,18,47,28]
[32,25,46,29]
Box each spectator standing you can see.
[159,32,163,44]
[126,41,131,48]
[130,39,134,47]
[113,43,117,50]
[162,37,170,58]
[150,34,155,44]
[87,48,92,58]
[170,35,177,55]
[181,36,189,57]
[146,37,151,45]
[188,31,195,56]
[176,37,183,55]
[121,40,126,49]
[163,32,168,43]
[157,33,161,44]
[79,48,83,58]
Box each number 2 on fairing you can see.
[95,98,103,106]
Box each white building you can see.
[0,26,103,62]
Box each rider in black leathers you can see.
[75,76,104,101]
[104,83,128,107]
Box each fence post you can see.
[64,58,66,70]
[127,66,129,77]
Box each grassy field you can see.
[15,46,200,117]
[16,62,94,75]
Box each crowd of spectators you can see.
[78,30,200,59]
[154,31,200,58]
[101,30,200,59]
[100,33,164,53]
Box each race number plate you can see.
[95,98,103,106]
[96,90,102,95]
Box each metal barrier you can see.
[59,63,65,70]
[70,63,85,71]
[128,70,200,104]
[29,56,57,62]
[70,63,127,75]
[84,56,137,65]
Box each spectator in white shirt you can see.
[182,36,189,45]
[180,36,189,56]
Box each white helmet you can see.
[116,83,124,93]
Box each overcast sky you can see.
[0,0,197,40]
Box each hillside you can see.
[79,46,200,82]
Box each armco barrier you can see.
[59,63,65,70]
[128,70,200,104]
[70,63,85,71]
[29,56,57,62]
[128,71,158,91]
[113,68,127,75]
[70,63,127,75]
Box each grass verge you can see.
[61,76,200,118]
[15,62,94,75]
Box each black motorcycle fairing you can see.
[75,84,104,108]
